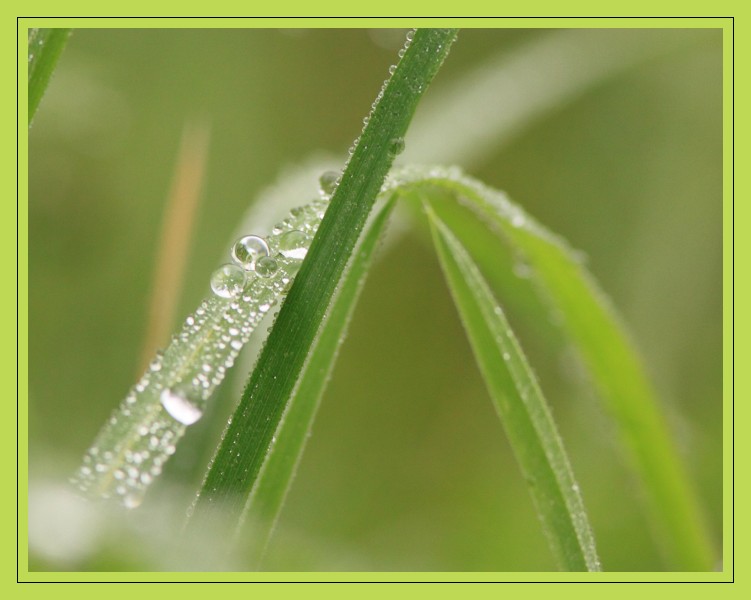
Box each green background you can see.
[27,27,722,572]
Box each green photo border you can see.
[8,4,740,595]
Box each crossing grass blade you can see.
[240,197,397,565]
[192,29,458,533]
[426,203,601,572]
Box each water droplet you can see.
[210,264,246,298]
[388,64,397,75]
[388,137,405,158]
[318,170,339,196]
[160,388,203,425]
[231,235,270,270]
[278,230,308,260]
[255,256,279,278]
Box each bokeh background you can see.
[28,27,722,572]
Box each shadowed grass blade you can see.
[391,166,714,571]
[426,204,600,572]
[193,29,458,529]
[27,28,71,125]
[241,197,397,565]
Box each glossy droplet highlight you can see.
[210,264,246,298]
[388,137,405,158]
[160,388,203,425]
[255,255,279,278]
[319,171,339,197]
[278,230,308,260]
[231,235,270,270]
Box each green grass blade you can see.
[242,197,397,565]
[194,29,458,525]
[426,204,600,572]
[71,197,328,508]
[391,167,714,570]
[27,28,71,125]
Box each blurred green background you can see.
[28,28,722,572]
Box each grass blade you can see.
[72,197,329,508]
[426,204,600,572]
[27,28,71,125]
[390,166,714,570]
[241,197,397,565]
[194,29,458,527]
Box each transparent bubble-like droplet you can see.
[388,137,405,158]
[210,264,246,298]
[319,171,339,197]
[160,388,203,425]
[278,230,308,260]
[255,256,279,278]
[231,235,270,270]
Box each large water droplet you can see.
[278,230,308,260]
[255,255,279,278]
[388,137,405,158]
[319,171,339,197]
[210,264,246,298]
[231,235,270,270]
[160,388,203,425]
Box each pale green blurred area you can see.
[28,28,722,572]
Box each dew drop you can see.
[388,137,405,158]
[278,230,308,260]
[255,256,279,278]
[210,264,246,298]
[319,170,339,196]
[160,388,203,425]
[231,235,270,270]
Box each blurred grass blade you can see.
[426,204,600,572]
[193,29,458,529]
[140,120,210,371]
[27,28,71,125]
[390,166,714,570]
[404,29,712,166]
[242,197,397,565]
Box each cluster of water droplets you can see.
[72,173,338,508]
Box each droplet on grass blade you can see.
[318,170,339,197]
[255,256,279,278]
[72,192,329,509]
[388,136,405,158]
[278,230,308,260]
[210,264,246,298]
[231,235,270,271]
[160,388,204,425]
